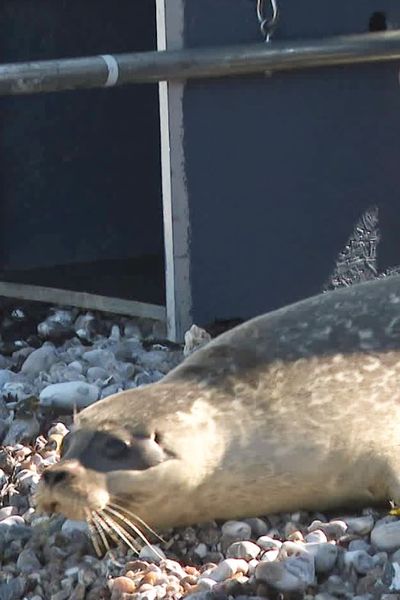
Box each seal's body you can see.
[36,276,400,531]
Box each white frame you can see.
[156,0,192,342]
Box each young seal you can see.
[35,275,400,543]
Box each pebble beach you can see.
[0,301,400,600]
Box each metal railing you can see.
[0,31,399,96]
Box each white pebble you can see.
[257,535,283,550]
[47,422,70,437]
[204,558,248,582]
[39,381,99,409]
[304,530,328,544]
[196,577,217,590]
[227,540,261,560]
[261,549,280,562]
[160,559,186,578]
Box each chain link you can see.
[256,0,279,42]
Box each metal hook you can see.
[257,0,279,42]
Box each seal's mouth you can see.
[35,460,163,557]
[34,459,109,521]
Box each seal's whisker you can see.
[104,504,159,552]
[93,511,121,548]
[91,511,111,553]
[108,500,165,542]
[84,509,103,557]
[99,509,141,554]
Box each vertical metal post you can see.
[156,0,192,342]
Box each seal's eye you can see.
[104,437,130,460]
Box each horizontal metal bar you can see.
[0,281,166,321]
[0,31,400,96]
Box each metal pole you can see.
[0,31,400,96]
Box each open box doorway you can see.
[0,1,165,322]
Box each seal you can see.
[35,275,400,546]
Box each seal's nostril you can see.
[43,469,70,487]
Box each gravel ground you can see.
[0,300,400,600]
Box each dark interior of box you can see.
[0,1,165,306]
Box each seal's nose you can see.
[42,468,71,487]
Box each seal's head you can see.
[35,381,227,542]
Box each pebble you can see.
[226,540,261,560]
[202,558,248,582]
[308,519,348,540]
[196,577,217,590]
[221,520,252,541]
[349,539,372,553]
[183,325,211,356]
[14,469,41,493]
[16,548,41,573]
[109,576,137,594]
[344,550,375,575]
[194,543,208,559]
[21,344,57,376]
[304,529,328,544]
[0,506,18,520]
[3,381,33,402]
[39,381,99,409]
[256,549,315,592]
[0,516,31,544]
[0,576,27,600]
[257,535,282,550]
[61,520,89,536]
[305,542,338,573]
[86,366,109,383]
[68,360,83,373]
[184,593,212,600]
[82,348,115,367]
[371,520,400,552]
[139,545,166,563]
[0,468,7,488]
[0,369,16,388]
[261,549,280,562]
[243,517,269,537]
[344,515,375,536]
